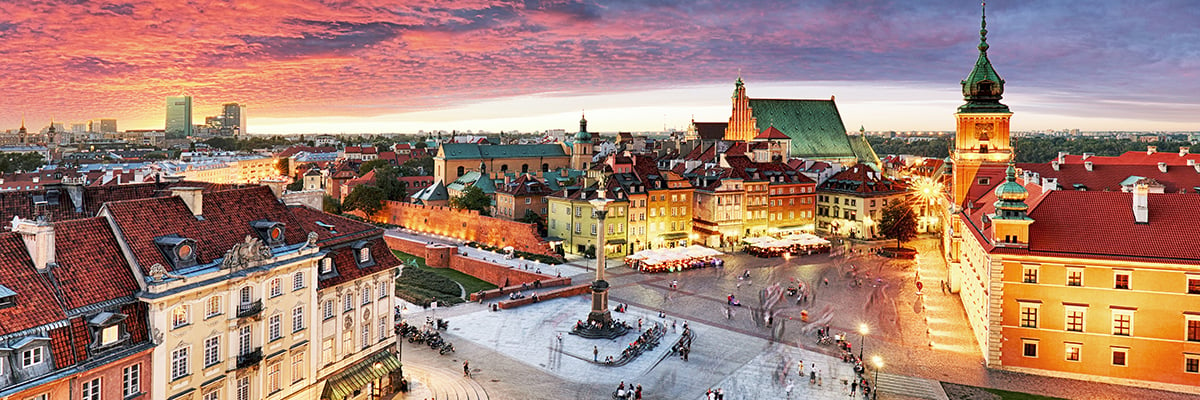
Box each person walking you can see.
[593,345,599,362]
[851,380,858,395]
[462,360,470,377]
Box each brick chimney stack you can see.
[12,217,55,272]
[171,187,204,218]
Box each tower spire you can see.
[979,1,989,52]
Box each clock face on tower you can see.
[975,123,993,141]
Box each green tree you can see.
[286,179,304,191]
[414,141,428,149]
[342,185,385,216]
[450,186,492,216]
[516,209,546,235]
[372,166,407,201]
[322,194,342,214]
[0,152,46,173]
[398,156,433,177]
[877,198,918,248]
[358,159,394,176]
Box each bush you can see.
[463,242,565,265]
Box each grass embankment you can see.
[392,250,496,307]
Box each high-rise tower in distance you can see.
[165,96,193,138]
[222,103,246,135]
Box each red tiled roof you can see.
[1028,191,1200,261]
[0,181,238,224]
[276,146,337,158]
[1020,162,1200,193]
[104,186,311,274]
[1059,150,1200,166]
[51,217,141,311]
[755,126,790,140]
[0,233,67,334]
[318,237,401,289]
[692,122,727,141]
[818,164,906,196]
[496,174,553,197]
[287,205,379,246]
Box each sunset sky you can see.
[2,0,1198,134]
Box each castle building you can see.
[944,5,1200,393]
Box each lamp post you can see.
[872,356,883,400]
[858,323,868,360]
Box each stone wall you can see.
[497,284,591,309]
[368,201,555,256]
[385,235,557,287]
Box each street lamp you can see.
[872,356,883,400]
[858,323,869,360]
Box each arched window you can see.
[456,166,464,177]
[500,164,508,172]
[521,164,529,173]
[542,163,549,172]
[240,286,253,305]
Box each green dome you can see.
[575,113,591,142]
[993,163,1027,201]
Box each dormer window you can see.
[89,311,129,348]
[319,256,336,276]
[154,235,198,269]
[0,284,16,308]
[352,241,375,268]
[251,220,286,247]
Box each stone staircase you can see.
[874,372,949,400]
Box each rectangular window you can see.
[292,352,305,383]
[1189,278,1200,294]
[1065,309,1085,332]
[81,377,101,400]
[323,301,334,320]
[1020,306,1038,328]
[379,316,388,342]
[123,363,141,397]
[1112,348,1128,366]
[204,336,221,367]
[1067,268,1083,286]
[172,305,190,329]
[21,347,43,367]
[268,361,281,393]
[1022,340,1038,358]
[344,294,353,311]
[269,314,282,342]
[171,347,189,380]
[236,376,250,400]
[293,273,305,291]
[203,388,220,400]
[1065,343,1081,362]
[269,278,282,297]
[239,326,252,356]
[1022,266,1038,284]
[1188,318,1200,342]
[322,338,334,364]
[206,296,222,318]
[1187,354,1200,374]
[293,307,305,332]
[342,330,354,355]
[361,323,370,349]
[1114,272,1131,289]
[1112,311,1133,336]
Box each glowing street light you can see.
[872,356,884,400]
[858,323,869,360]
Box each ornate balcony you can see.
[236,348,262,370]
[236,300,262,319]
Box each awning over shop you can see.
[321,350,401,400]
[606,239,627,245]
[659,232,689,240]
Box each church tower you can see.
[571,113,594,170]
[952,2,1013,207]
[724,75,758,141]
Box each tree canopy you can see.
[450,186,491,216]
[877,198,918,247]
[342,185,385,216]
[0,152,45,173]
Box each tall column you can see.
[587,196,613,325]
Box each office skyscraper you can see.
[165,96,193,137]
[222,103,246,134]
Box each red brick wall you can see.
[497,284,591,309]
[384,235,427,256]
[368,201,555,256]
[469,277,573,301]
[448,255,554,287]
[424,244,452,267]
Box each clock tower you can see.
[952,2,1013,207]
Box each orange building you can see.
[494,173,553,221]
[945,4,1200,393]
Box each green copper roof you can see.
[848,134,881,169]
[438,143,567,160]
[749,98,856,159]
[959,3,1009,114]
[992,162,1030,220]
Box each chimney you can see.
[504,175,511,186]
[1041,177,1058,191]
[1132,183,1149,223]
[1181,147,1190,156]
[1189,159,1196,167]
[171,187,204,217]
[31,176,39,184]
[1158,162,1168,173]
[1057,152,1068,164]
[1051,161,1060,171]
[1082,153,1093,160]
[1147,146,1157,155]
[1084,161,1093,171]
[12,217,54,272]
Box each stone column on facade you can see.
[587,192,614,326]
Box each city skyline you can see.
[1,0,1198,134]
